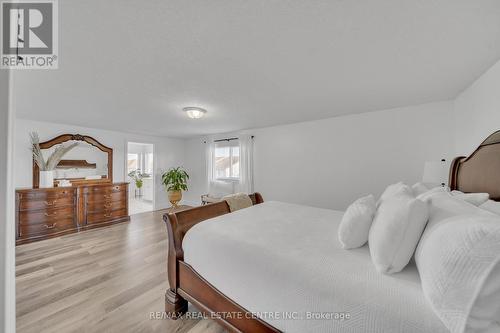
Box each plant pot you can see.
[168,190,182,207]
[39,170,54,188]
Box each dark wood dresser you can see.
[16,182,129,245]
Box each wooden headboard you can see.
[449,130,500,201]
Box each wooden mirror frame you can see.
[33,134,113,188]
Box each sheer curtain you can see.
[206,140,215,193]
[205,135,254,196]
[236,134,254,194]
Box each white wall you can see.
[454,58,500,155]
[15,119,187,210]
[128,142,154,154]
[1,70,15,333]
[185,101,454,210]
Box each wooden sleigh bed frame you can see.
[163,193,279,332]
[164,130,500,333]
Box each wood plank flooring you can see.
[16,209,226,333]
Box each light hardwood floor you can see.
[16,209,226,333]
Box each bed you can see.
[163,130,500,333]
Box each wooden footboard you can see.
[163,193,279,332]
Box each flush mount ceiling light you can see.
[183,107,207,119]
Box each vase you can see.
[39,170,54,188]
[168,190,182,208]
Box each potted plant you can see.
[30,132,78,188]
[161,167,189,207]
[128,170,144,189]
[128,169,144,197]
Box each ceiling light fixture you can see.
[183,107,207,119]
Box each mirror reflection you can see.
[41,141,109,180]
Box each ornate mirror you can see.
[33,134,113,187]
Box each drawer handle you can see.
[104,213,112,218]
[44,223,57,229]
[44,212,57,217]
[45,200,57,206]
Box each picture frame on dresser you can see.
[16,134,130,245]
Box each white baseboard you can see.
[181,199,200,207]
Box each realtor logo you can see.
[1,0,58,69]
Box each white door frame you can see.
[2,68,15,333]
[124,141,156,211]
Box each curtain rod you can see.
[214,137,238,142]
[211,136,254,143]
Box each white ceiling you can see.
[14,0,500,138]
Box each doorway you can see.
[127,142,154,215]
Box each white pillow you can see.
[416,215,500,333]
[412,182,448,197]
[416,185,449,203]
[468,261,500,332]
[415,190,500,333]
[377,182,413,206]
[338,195,376,249]
[411,182,430,196]
[451,190,489,206]
[416,189,494,244]
[368,193,429,274]
[480,200,500,215]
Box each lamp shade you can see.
[422,161,448,185]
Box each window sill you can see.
[215,178,240,183]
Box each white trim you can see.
[181,199,200,207]
[215,177,239,182]
[1,69,16,333]
[6,70,15,333]
[152,143,157,210]
[125,141,156,211]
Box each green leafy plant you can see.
[30,132,78,171]
[128,170,144,189]
[161,167,189,192]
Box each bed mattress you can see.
[183,201,448,333]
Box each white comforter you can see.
[183,201,448,333]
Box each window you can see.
[214,141,240,180]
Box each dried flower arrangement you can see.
[30,132,79,171]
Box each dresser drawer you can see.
[86,191,126,203]
[19,206,75,225]
[87,184,127,194]
[18,196,74,211]
[86,209,128,224]
[18,188,75,201]
[18,218,76,238]
[86,200,126,213]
